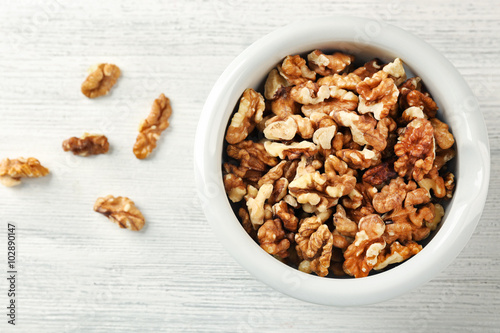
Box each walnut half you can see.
[62,133,109,156]
[0,157,50,187]
[81,63,121,98]
[93,195,145,231]
[133,93,172,159]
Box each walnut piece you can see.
[317,73,361,91]
[295,216,333,277]
[81,63,121,98]
[62,133,109,156]
[278,55,316,85]
[394,118,435,181]
[228,140,278,171]
[430,118,455,149]
[307,50,354,76]
[133,93,172,159]
[257,219,290,258]
[362,160,397,186]
[264,69,290,100]
[0,157,49,187]
[273,200,298,232]
[93,195,145,231]
[374,241,422,270]
[343,214,386,278]
[225,88,265,144]
[223,174,247,203]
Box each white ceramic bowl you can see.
[194,16,490,306]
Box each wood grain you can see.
[0,0,499,332]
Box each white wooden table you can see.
[1,1,499,332]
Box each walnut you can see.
[257,161,288,187]
[374,241,422,270]
[430,118,455,149]
[0,157,49,187]
[271,87,300,118]
[301,87,358,116]
[295,217,333,277]
[434,148,456,170]
[225,88,265,144]
[81,63,121,98]
[290,81,331,105]
[307,50,354,76]
[93,195,145,231]
[394,118,435,181]
[381,58,407,86]
[444,172,455,199]
[273,200,298,232]
[237,207,253,235]
[399,78,438,119]
[268,178,288,205]
[356,74,398,120]
[426,203,444,230]
[352,59,384,80]
[227,140,278,171]
[288,168,355,212]
[373,177,416,214]
[331,110,391,151]
[246,184,273,229]
[317,73,361,91]
[278,55,316,85]
[311,113,337,150]
[343,214,386,278]
[333,205,358,237]
[401,106,426,124]
[264,114,314,140]
[382,204,433,243]
[257,219,290,258]
[223,174,247,203]
[263,140,317,160]
[417,166,446,198]
[264,69,290,100]
[133,93,172,159]
[336,147,381,170]
[362,160,398,186]
[223,163,263,183]
[62,133,109,156]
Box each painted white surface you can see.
[0,0,499,332]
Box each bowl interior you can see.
[195,16,489,306]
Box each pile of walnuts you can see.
[222,51,456,278]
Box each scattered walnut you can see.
[263,114,314,140]
[62,133,109,156]
[394,118,435,181]
[0,157,49,187]
[336,147,381,170]
[225,88,265,144]
[258,219,290,258]
[271,87,300,118]
[81,63,121,98]
[278,55,316,85]
[133,93,172,159]
[307,50,354,76]
[93,195,145,231]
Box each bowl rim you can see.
[194,16,490,306]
